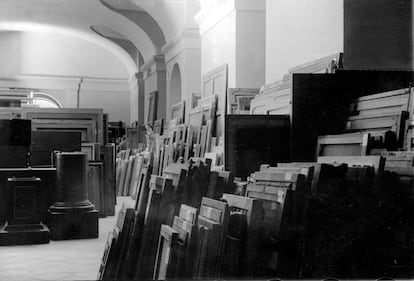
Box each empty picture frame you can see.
[171,101,185,124]
[227,88,259,115]
[147,91,158,125]
[81,142,101,161]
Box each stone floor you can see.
[0,196,134,281]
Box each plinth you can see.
[0,177,50,246]
[48,152,98,240]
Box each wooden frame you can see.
[123,157,135,196]
[316,132,371,157]
[186,96,217,159]
[153,224,179,280]
[288,52,343,74]
[135,176,174,279]
[81,143,100,161]
[346,87,412,148]
[147,91,158,125]
[98,231,116,280]
[346,111,408,142]
[227,88,259,115]
[101,144,116,216]
[31,119,96,143]
[246,169,308,275]
[381,151,414,168]
[316,155,385,178]
[190,93,201,109]
[134,164,152,214]
[250,85,291,115]
[122,212,145,280]
[349,87,412,115]
[202,64,228,141]
[405,119,414,150]
[194,197,229,279]
[153,119,164,135]
[128,156,144,199]
[22,108,104,144]
[221,194,263,277]
[171,101,185,124]
[261,164,314,188]
[87,161,104,217]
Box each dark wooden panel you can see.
[344,0,412,70]
[225,115,291,179]
[30,131,81,167]
[101,144,116,216]
[291,70,414,161]
[0,168,56,223]
[0,119,31,168]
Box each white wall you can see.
[80,89,131,123]
[266,0,344,83]
[0,31,130,78]
[0,31,132,123]
[236,10,266,88]
[165,46,201,123]
[197,0,266,88]
[0,32,23,75]
[201,10,237,87]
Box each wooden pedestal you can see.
[48,152,98,240]
[0,177,50,246]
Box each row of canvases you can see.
[104,152,414,280]
[104,56,414,279]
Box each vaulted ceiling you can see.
[0,0,201,76]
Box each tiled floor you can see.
[0,196,134,281]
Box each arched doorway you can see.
[169,63,182,119]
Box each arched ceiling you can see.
[0,0,201,77]
[99,0,166,51]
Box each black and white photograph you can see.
[0,0,412,280]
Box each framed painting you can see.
[227,88,259,115]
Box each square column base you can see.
[0,222,50,246]
[48,209,98,240]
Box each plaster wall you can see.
[236,9,266,88]
[201,10,236,87]
[265,0,344,82]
